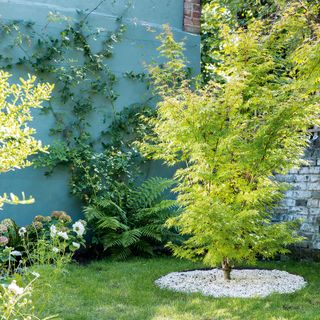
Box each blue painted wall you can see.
[0,0,200,225]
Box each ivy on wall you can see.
[0,2,153,203]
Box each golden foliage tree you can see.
[141,1,320,279]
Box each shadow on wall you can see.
[0,0,200,224]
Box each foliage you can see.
[201,1,231,82]
[46,103,154,203]
[141,1,320,277]
[84,177,179,259]
[0,4,153,206]
[0,275,57,320]
[0,218,19,247]
[201,0,285,81]
[0,71,53,209]
[0,214,85,319]
[0,213,86,275]
[0,219,21,276]
[0,2,172,262]
[20,212,86,268]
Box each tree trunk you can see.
[222,257,232,280]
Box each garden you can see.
[0,0,320,319]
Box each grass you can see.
[31,257,320,320]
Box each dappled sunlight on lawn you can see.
[30,258,320,320]
[151,299,241,320]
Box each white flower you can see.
[57,231,68,240]
[50,225,57,238]
[52,247,59,253]
[72,221,85,237]
[72,242,80,249]
[8,280,24,295]
[10,250,22,256]
[31,271,40,278]
[18,227,27,237]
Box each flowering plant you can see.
[20,211,86,268]
[0,219,23,276]
[0,218,19,248]
[0,212,86,274]
[0,273,57,320]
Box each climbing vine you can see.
[0,2,153,203]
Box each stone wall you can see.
[275,139,320,251]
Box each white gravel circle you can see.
[155,269,307,298]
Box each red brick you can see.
[184,9,192,17]
[191,17,200,24]
[184,17,193,25]
[192,11,201,19]
[183,0,201,34]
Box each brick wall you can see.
[275,139,320,251]
[184,0,201,34]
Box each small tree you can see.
[0,71,53,209]
[140,2,320,280]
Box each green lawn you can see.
[32,257,320,320]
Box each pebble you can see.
[155,268,307,298]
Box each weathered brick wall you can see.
[275,140,320,251]
[184,0,201,34]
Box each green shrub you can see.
[84,177,180,259]
[140,1,320,280]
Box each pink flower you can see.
[0,236,9,246]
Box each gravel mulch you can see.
[155,269,307,298]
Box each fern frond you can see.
[96,197,127,221]
[83,206,107,221]
[86,177,179,259]
[97,216,128,231]
[102,233,126,249]
[101,229,142,250]
[135,199,178,220]
[132,240,154,256]
[111,247,132,260]
[139,225,162,241]
[121,229,142,247]
[128,177,175,209]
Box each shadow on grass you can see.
[31,257,320,320]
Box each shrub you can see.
[84,177,180,259]
[140,1,320,280]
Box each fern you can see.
[128,177,176,209]
[97,217,128,231]
[132,240,154,256]
[111,247,132,260]
[95,197,127,222]
[139,225,162,241]
[83,206,107,220]
[135,200,178,220]
[84,177,179,259]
